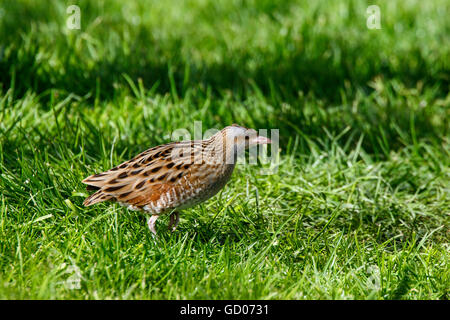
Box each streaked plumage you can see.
[82,124,271,234]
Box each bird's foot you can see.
[147,215,159,236]
[168,211,180,232]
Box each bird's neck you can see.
[207,134,243,166]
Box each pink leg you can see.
[147,215,159,235]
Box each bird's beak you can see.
[252,136,272,145]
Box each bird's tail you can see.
[83,189,113,206]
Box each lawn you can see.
[0,0,448,299]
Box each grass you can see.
[0,0,449,299]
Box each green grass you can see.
[0,0,449,299]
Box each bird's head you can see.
[223,123,271,148]
[212,124,271,163]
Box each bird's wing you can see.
[82,141,207,207]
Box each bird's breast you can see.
[175,163,235,209]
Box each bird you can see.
[82,124,271,235]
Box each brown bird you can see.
[82,124,271,234]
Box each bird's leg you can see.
[168,211,180,232]
[147,215,159,236]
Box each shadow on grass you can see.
[1,0,448,104]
